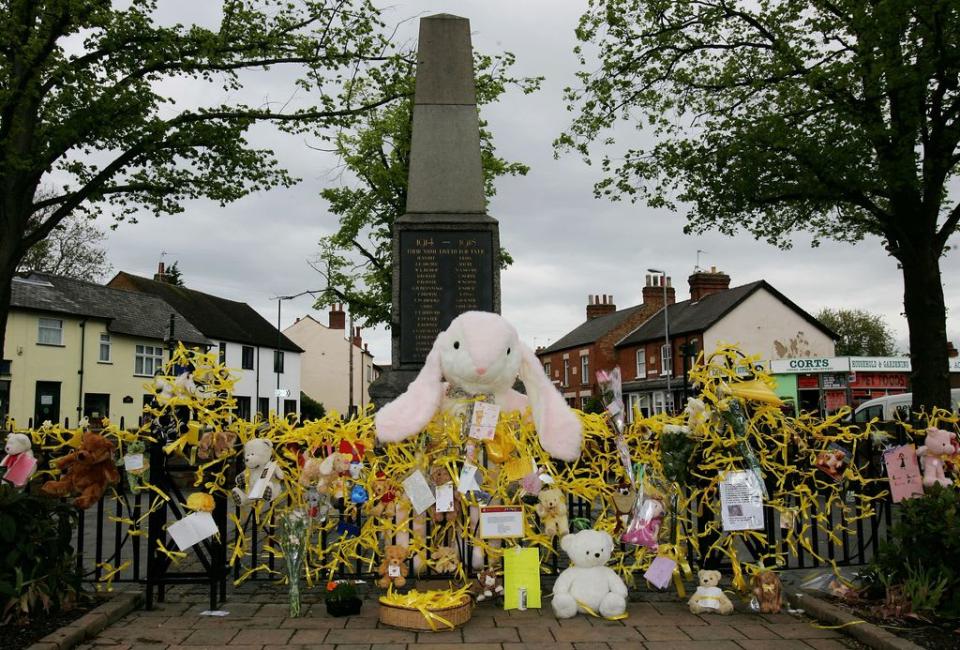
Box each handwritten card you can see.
[479,506,524,539]
[168,511,219,551]
[458,463,479,494]
[504,547,541,610]
[402,470,436,515]
[884,444,924,503]
[123,453,144,472]
[468,403,501,440]
[643,556,676,590]
[435,483,455,512]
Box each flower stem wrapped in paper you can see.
[596,368,634,484]
[276,509,308,617]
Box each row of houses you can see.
[536,267,959,418]
[1,265,377,427]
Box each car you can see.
[852,389,960,422]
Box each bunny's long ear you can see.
[518,342,582,461]
[375,337,446,443]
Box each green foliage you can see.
[870,484,960,617]
[314,52,540,327]
[0,485,80,623]
[580,396,606,415]
[816,309,898,356]
[902,562,950,615]
[300,392,326,421]
[18,211,112,281]
[558,0,960,410]
[165,261,184,287]
[0,0,406,358]
[324,579,357,602]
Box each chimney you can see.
[586,293,617,320]
[948,341,958,358]
[642,275,676,310]
[153,261,166,283]
[688,266,731,302]
[328,303,345,330]
[352,326,362,347]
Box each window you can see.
[284,399,297,416]
[563,359,570,386]
[274,350,284,374]
[366,365,372,383]
[219,342,227,365]
[652,391,666,414]
[635,349,646,379]
[98,333,111,362]
[38,318,63,345]
[660,344,673,376]
[544,361,551,378]
[236,396,252,421]
[135,344,164,376]
[241,346,254,370]
[580,355,589,385]
[257,397,269,419]
[627,393,639,422]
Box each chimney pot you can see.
[688,268,731,301]
[586,292,617,320]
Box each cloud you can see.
[97,1,960,365]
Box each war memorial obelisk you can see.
[369,14,501,407]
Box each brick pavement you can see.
[73,586,864,650]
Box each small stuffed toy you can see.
[473,569,504,602]
[374,311,583,461]
[535,487,569,538]
[688,570,734,615]
[429,463,460,524]
[751,570,782,614]
[918,427,958,488]
[119,439,150,491]
[552,529,628,619]
[232,438,283,506]
[369,472,398,518]
[432,545,459,574]
[197,428,237,460]
[1,433,37,487]
[377,545,409,588]
[41,432,120,509]
[610,481,636,534]
[305,485,332,521]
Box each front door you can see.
[34,381,61,426]
[83,393,110,429]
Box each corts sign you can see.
[769,357,849,374]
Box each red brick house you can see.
[535,275,676,409]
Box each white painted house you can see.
[108,268,303,420]
[283,306,378,416]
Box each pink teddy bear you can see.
[918,427,958,488]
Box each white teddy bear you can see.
[232,438,283,506]
[1,433,36,486]
[551,529,629,619]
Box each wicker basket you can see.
[378,594,472,631]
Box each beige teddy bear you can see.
[688,570,734,615]
[535,487,569,538]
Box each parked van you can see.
[852,389,960,422]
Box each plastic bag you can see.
[622,495,666,550]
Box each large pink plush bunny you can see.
[375,311,582,461]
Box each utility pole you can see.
[348,307,355,418]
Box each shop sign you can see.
[821,373,847,389]
[797,374,820,389]
[770,357,850,374]
[849,357,912,372]
[951,359,960,373]
[850,372,908,389]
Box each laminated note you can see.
[458,463,479,494]
[402,470,436,515]
[168,511,219,551]
[468,403,500,440]
[719,470,764,531]
[479,506,523,539]
[435,483,455,513]
[884,444,924,503]
[3,455,36,487]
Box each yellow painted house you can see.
[1,273,211,428]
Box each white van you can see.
[852,389,960,422]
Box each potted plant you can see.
[325,580,362,617]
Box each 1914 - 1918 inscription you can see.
[399,230,494,365]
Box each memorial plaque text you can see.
[399,229,494,365]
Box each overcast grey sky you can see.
[99,1,960,363]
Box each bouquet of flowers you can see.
[276,509,308,617]
[596,368,634,484]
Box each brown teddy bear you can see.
[42,432,120,509]
[377,544,409,588]
[429,464,460,524]
[472,568,504,602]
[751,570,782,614]
[369,472,398,518]
[196,428,237,460]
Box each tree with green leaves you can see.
[558,0,960,412]
[312,52,540,327]
[165,261,185,287]
[0,0,404,360]
[816,308,898,357]
[18,211,112,281]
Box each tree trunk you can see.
[0,225,20,363]
[900,242,952,413]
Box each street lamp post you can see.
[272,289,324,418]
[647,268,671,414]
